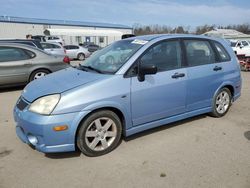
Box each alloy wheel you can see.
[85,117,117,151]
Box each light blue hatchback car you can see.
[14,34,241,156]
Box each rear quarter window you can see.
[213,42,231,62]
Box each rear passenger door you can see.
[0,47,33,85]
[184,39,225,111]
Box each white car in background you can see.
[64,45,91,60]
[231,40,250,56]
[45,36,64,45]
[41,42,66,56]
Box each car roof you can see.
[41,41,61,45]
[0,39,38,42]
[123,34,219,42]
[0,43,48,54]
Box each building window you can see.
[99,37,104,43]
[76,36,82,44]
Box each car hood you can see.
[22,67,110,102]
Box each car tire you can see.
[77,53,85,60]
[77,110,122,157]
[29,69,50,82]
[210,88,232,118]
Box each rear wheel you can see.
[77,110,122,157]
[210,88,232,117]
[77,53,85,60]
[29,69,50,82]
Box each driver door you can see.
[130,40,187,126]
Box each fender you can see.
[213,81,235,104]
[69,100,133,144]
[81,100,132,129]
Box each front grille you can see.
[16,97,29,111]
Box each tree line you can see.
[133,23,250,35]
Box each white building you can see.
[203,28,250,41]
[0,16,133,47]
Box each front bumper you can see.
[13,102,90,153]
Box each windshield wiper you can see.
[79,65,103,74]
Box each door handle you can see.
[213,66,222,71]
[171,73,185,79]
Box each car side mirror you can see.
[137,62,157,82]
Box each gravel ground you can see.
[0,72,249,188]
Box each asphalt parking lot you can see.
[0,71,249,188]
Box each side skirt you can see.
[125,107,212,137]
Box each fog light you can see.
[27,135,38,145]
[53,125,68,131]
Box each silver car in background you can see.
[0,43,70,88]
[41,42,66,56]
[64,45,91,60]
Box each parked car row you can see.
[0,38,102,60]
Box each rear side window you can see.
[213,42,231,62]
[184,40,215,66]
[0,47,33,62]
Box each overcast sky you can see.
[1,0,250,27]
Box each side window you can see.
[213,42,231,62]
[242,41,249,46]
[25,49,36,58]
[140,40,181,72]
[68,45,77,50]
[51,44,61,49]
[184,40,215,66]
[41,43,51,49]
[0,47,31,62]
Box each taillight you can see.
[63,56,70,64]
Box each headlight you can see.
[29,94,60,115]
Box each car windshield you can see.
[80,39,146,74]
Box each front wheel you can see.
[210,88,232,117]
[77,110,122,157]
